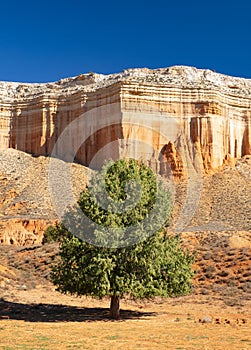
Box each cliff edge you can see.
[0,66,250,175]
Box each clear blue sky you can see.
[0,0,250,82]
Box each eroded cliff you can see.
[0,66,250,177]
[1,66,251,244]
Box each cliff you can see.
[1,66,251,245]
[0,66,250,177]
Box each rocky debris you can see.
[181,231,251,305]
[0,149,88,245]
[189,165,250,232]
[198,316,247,325]
[199,316,213,324]
[236,155,251,180]
[1,66,251,99]
[0,148,250,245]
[169,156,251,233]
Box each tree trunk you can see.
[109,295,120,319]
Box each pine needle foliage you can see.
[49,159,194,318]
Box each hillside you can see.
[0,66,250,348]
[0,148,250,244]
[0,148,250,303]
[0,148,88,245]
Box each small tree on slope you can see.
[50,159,194,319]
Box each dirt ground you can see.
[0,286,250,350]
[0,232,250,349]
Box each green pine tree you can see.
[49,159,194,319]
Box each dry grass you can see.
[0,288,251,350]
[1,317,250,350]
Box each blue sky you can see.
[0,0,250,82]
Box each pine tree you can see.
[49,159,194,319]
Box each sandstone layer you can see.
[0,66,251,176]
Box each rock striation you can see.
[0,66,250,176]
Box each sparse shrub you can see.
[218,270,229,277]
[42,224,70,244]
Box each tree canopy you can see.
[48,159,194,319]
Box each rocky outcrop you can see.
[0,66,250,176]
[0,219,52,245]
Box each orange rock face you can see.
[0,219,53,245]
[0,66,250,177]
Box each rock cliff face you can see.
[0,66,251,177]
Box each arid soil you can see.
[0,291,250,350]
[0,231,250,350]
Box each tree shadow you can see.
[0,300,157,322]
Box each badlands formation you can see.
[0,65,250,175]
[0,68,250,341]
[0,66,250,244]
